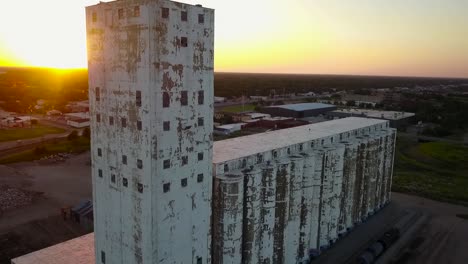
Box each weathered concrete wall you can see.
[212,173,244,264]
[87,0,214,263]
[212,121,396,263]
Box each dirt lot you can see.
[0,152,92,233]
[389,192,468,264]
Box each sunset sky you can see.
[0,0,467,78]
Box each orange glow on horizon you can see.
[0,0,467,77]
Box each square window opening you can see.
[163,121,170,131]
[137,121,142,131]
[98,148,102,157]
[182,156,188,166]
[137,159,143,169]
[198,152,204,161]
[198,90,204,105]
[138,183,144,193]
[181,11,187,21]
[109,116,114,126]
[162,7,169,19]
[136,90,142,107]
[198,117,204,127]
[163,182,170,193]
[123,178,128,187]
[111,174,116,183]
[197,173,204,183]
[198,14,205,24]
[121,118,127,128]
[181,37,188,47]
[163,159,171,169]
[98,169,103,178]
[181,178,188,187]
[181,91,188,106]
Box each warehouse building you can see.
[261,103,337,118]
[212,117,396,263]
[327,108,415,129]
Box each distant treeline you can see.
[0,67,467,113]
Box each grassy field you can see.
[0,137,90,164]
[393,137,468,205]
[0,125,65,143]
[222,104,256,113]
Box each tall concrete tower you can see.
[86,1,214,263]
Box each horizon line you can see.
[1,66,467,80]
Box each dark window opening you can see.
[137,159,143,169]
[198,14,205,24]
[92,12,97,23]
[98,148,102,157]
[181,37,188,47]
[101,251,106,263]
[273,151,278,158]
[287,148,291,154]
[122,155,127,165]
[137,121,142,131]
[257,154,263,164]
[95,87,100,101]
[96,114,101,123]
[197,257,202,264]
[311,142,315,148]
[163,159,171,169]
[182,156,188,166]
[136,90,142,107]
[134,6,140,17]
[198,117,204,127]
[299,144,303,151]
[162,7,169,18]
[109,116,114,126]
[98,169,103,178]
[198,152,204,161]
[331,137,334,143]
[242,159,247,168]
[181,91,188,106]
[181,178,188,187]
[123,178,128,187]
[163,121,170,131]
[118,9,124,19]
[111,174,116,183]
[181,11,187,21]
[224,164,229,172]
[198,90,204,105]
[197,173,203,183]
[121,118,127,128]
[163,92,170,108]
[163,183,170,193]
[138,183,143,193]
[321,139,324,145]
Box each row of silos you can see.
[212,129,396,264]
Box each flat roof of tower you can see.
[11,234,95,264]
[213,117,387,164]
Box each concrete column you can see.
[242,167,263,264]
[212,173,244,264]
[259,164,277,264]
[298,153,316,261]
[309,149,324,252]
[340,140,358,232]
[284,155,305,263]
[273,159,291,264]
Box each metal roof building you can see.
[260,103,337,118]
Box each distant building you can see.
[261,103,337,118]
[214,96,226,103]
[214,123,246,135]
[327,109,415,128]
[66,100,90,112]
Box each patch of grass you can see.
[222,104,256,113]
[0,125,65,143]
[393,137,468,205]
[0,137,90,164]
